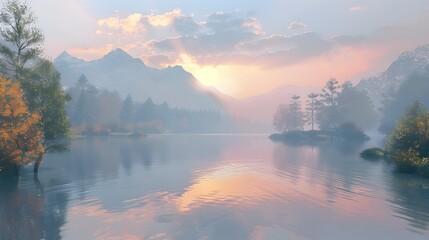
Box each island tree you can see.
[273,104,288,132]
[336,81,377,130]
[305,93,319,131]
[318,78,340,130]
[288,95,304,131]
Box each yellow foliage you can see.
[0,76,44,166]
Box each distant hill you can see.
[54,49,225,111]
[356,44,429,107]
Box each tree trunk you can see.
[34,155,43,173]
[14,164,21,175]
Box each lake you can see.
[1,135,429,240]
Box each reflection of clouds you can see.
[37,136,429,239]
[65,157,399,239]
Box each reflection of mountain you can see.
[54,49,224,111]
[356,45,429,107]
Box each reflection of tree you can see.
[119,140,133,175]
[0,175,69,240]
[388,175,429,231]
[272,142,372,205]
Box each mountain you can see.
[356,44,429,107]
[54,49,225,111]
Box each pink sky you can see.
[28,0,429,98]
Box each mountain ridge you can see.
[356,44,429,107]
[54,48,226,112]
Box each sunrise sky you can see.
[28,0,429,98]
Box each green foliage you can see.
[318,78,340,130]
[305,93,320,130]
[360,148,386,160]
[317,79,377,131]
[120,95,134,127]
[0,0,69,163]
[337,82,377,130]
[335,122,369,141]
[20,60,70,146]
[273,104,287,132]
[385,101,429,177]
[272,95,304,132]
[0,0,44,79]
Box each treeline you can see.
[273,78,377,132]
[67,74,265,134]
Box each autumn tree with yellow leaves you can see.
[0,76,44,174]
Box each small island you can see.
[270,123,369,145]
[270,79,373,145]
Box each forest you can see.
[66,74,265,134]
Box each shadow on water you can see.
[0,174,69,240]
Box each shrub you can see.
[385,102,429,177]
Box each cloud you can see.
[97,13,145,34]
[172,16,202,35]
[147,9,182,27]
[151,12,260,58]
[146,54,172,68]
[68,44,115,60]
[63,7,429,99]
[288,22,307,30]
[349,5,367,12]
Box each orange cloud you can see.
[97,13,145,34]
[147,9,182,27]
[180,46,384,98]
[349,5,367,12]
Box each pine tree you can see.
[305,93,319,131]
[0,0,44,80]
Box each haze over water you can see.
[1,135,428,239]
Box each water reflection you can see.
[0,174,68,240]
[388,174,429,232]
[0,135,428,239]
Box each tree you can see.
[318,78,340,130]
[97,90,121,127]
[120,95,134,128]
[305,93,319,131]
[74,85,98,128]
[21,60,70,144]
[288,95,304,131]
[0,1,69,173]
[273,104,288,132]
[69,74,98,128]
[336,81,377,130]
[0,76,43,174]
[385,101,429,177]
[0,0,44,80]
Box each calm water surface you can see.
[1,135,429,240]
